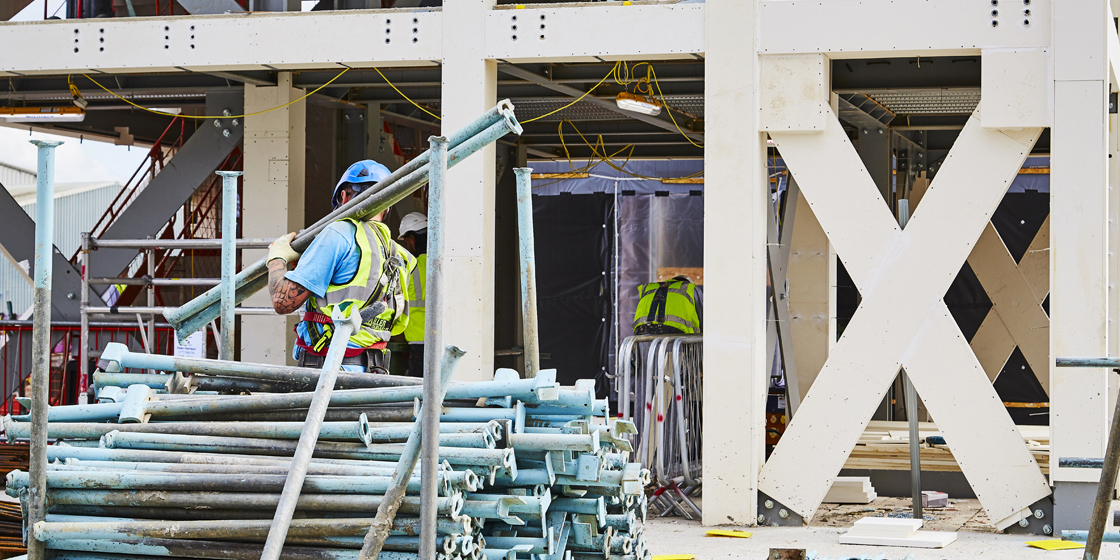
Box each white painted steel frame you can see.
[1,0,1110,529]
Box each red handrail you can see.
[76,116,185,262]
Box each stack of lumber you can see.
[843,421,1049,473]
[839,517,957,548]
[0,445,27,480]
[0,500,24,556]
[823,476,877,504]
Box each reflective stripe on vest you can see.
[409,254,426,309]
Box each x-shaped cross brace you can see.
[758,109,1051,530]
[967,216,1051,389]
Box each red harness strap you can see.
[297,312,387,357]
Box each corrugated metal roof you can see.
[0,182,122,316]
[0,163,35,189]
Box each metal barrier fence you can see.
[0,321,172,408]
[615,334,703,518]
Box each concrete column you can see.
[440,0,497,382]
[702,0,768,526]
[788,196,835,400]
[1050,0,1110,531]
[240,72,306,365]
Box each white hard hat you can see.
[398,212,428,239]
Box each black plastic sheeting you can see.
[532,194,614,395]
[835,191,1050,423]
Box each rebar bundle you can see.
[4,343,649,560]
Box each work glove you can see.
[267,232,300,265]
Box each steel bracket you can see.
[757,493,804,526]
[1002,495,1054,536]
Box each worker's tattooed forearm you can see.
[268,259,309,314]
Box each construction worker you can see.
[632,275,703,335]
[397,212,427,377]
[266,160,417,374]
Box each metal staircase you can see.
[88,90,244,282]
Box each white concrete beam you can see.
[0,10,442,74]
[484,3,703,63]
[758,0,1050,57]
[441,0,497,382]
[241,72,305,366]
[702,0,768,527]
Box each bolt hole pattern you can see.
[412,37,418,43]
[385,38,391,44]
[991,9,998,16]
[1024,18,1030,25]
[512,34,518,40]
[991,19,999,26]
[512,15,517,21]
[540,14,546,19]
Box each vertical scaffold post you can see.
[216,170,243,361]
[420,135,449,560]
[27,139,63,560]
[514,167,540,379]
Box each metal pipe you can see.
[41,536,422,560]
[57,461,470,489]
[34,517,471,542]
[263,307,374,560]
[513,167,540,379]
[4,418,365,442]
[216,170,242,361]
[80,232,90,405]
[98,343,420,389]
[28,138,63,560]
[44,489,464,517]
[146,240,155,362]
[88,278,222,286]
[166,102,522,337]
[91,238,273,249]
[1058,457,1105,468]
[8,470,449,496]
[1062,530,1120,543]
[419,135,450,560]
[1082,361,1120,560]
[84,306,280,316]
[897,200,921,521]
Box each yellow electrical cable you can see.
[80,68,351,119]
[647,66,703,149]
[373,67,441,120]
[522,61,621,124]
[556,119,702,182]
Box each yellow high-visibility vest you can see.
[632,277,701,334]
[404,253,426,343]
[304,218,416,351]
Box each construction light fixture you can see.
[0,107,87,123]
[69,82,88,110]
[616,92,662,116]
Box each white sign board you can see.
[174,330,206,359]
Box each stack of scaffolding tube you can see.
[3,342,650,560]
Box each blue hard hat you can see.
[332,160,392,208]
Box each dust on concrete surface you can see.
[641,498,1120,560]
